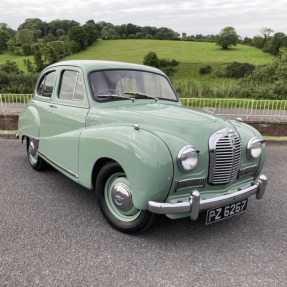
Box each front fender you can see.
[78,125,174,210]
[231,120,266,177]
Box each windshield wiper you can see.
[97,94,134,101]
[124,92,158,101]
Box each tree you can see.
[6,39,15,54]
[82,24,98,45]
[115,24,128,38]
[23,59,35,73]
[259,27,274,43]
[0,23,15,37]
[47,20,79,36]
[0,30,10,52]
[68,26,88,49]
[215,26,239,49]
[15,28,36,45]
[18,18,47,37]
[33,48,45,72]
[263,32,287,56]
[101,24,119,39]
[251,27,273,49]
[155,27,179,40]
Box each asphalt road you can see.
[0,140,286,287]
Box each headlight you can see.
[177,145,199,171]
[247,137,264,159]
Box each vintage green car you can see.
[18,60,267,233]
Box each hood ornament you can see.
[203,107,215,115]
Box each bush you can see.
[143,52,179,76]
[0,60,21,74]
[225,62,255,78]
[199,65,212,75]
[0,70,38,93]
[143,52,160,68]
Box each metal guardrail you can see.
[181,98,287,119]
[1,94,287,119]
[0,94,33,114]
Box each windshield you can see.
[89,70,178,102]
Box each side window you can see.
[59,70,84,101]
[37,71,56,97]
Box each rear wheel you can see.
[96,161,155,233]
[26,138,47,171]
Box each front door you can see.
[41,67,89,179]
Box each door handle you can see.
[49,104,57,108]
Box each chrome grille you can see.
[209,128,242,185]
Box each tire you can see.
[26,138,47,171]
[96,161,155,234]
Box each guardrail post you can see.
[0,94,4,114]
[248,100,254,118]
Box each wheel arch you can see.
[92,157,117,189]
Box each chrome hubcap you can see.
[29,140,37,157]
[111,183,133,212]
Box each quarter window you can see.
[59,70,84,101]
[37,71,56,97]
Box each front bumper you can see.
[148,175,267,220]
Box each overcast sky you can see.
[0,0,286,37]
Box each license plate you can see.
[206,199,248,225]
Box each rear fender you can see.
[18,106,40,140]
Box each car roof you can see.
[45,60,165,75]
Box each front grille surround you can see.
[208,128,242,185]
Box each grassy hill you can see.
[64,39,273,64]
[0,40,274,78]
[0,54,33,72]
[0,39,275,97]
[63,39,274,85]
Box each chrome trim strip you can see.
[37,151,78,178]
[176,177,206,191]
[247,137,265,159]
[148,175,267,219]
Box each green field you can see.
[0,54,33,72]
[63,39,274,85]
[0,39,274,78]
[64,40,273,64]
[0,40,275,97]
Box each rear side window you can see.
[59,70,84,101]
[37,71,56,97]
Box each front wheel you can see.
[96,161,155,234]
[26,138,47,171]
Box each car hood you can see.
[124,103,217,124]
[88,102,243,149]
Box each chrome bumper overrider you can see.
[148,175,268,220]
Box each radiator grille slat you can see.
[209,128,242,185]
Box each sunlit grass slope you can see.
[64,39,274,65]
[63,39,274,84]
[0,40,274,85]
[0,54,33,71]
